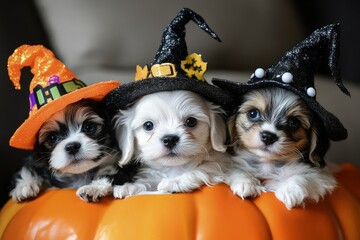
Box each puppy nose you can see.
[65,142,81,154]
[260,131,278,145]
[162,135,180,149]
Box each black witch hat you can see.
[103,8,234,114]
[213,23,350,141]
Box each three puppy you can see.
[10,87,339,209]
[9,18,343,211]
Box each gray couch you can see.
[0,0,358,206]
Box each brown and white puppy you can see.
[226,87,336,209]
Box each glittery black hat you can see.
[213,23,350,141]
[103,8,234,114]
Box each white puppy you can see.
[112,90,231,198]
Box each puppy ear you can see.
[309,124,329,168]
[227,114,238,146]
[208,104,227,152]
[113,111,135,165]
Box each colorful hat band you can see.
[135,63,177,81]
[29,75,86,111]
[135,53,207,81]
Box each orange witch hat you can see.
[8,44,120,150]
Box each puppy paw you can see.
[10,167,43,202]
[229,178,264,199]
[113,183,147,199]
[157,179,179,193]
[271,172,336,210]
[158,178,199,193]
[275,184,307,210]
[10,182,41,202]
[76,186,109,202]
[76,178,112,202]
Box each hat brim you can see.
[212,78,347,141]
[103,77,235,115]
[10,80,120,150]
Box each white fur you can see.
[76,177,113,202]
[10,167,43,202]
[226,161,265,199]
[45,109,110,174]
[112,90,231,198]
[229,153,336,209]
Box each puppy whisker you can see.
[277,142,306,161]
[100,146,120,155]
[229,138,239,148]
[146,133,154,143]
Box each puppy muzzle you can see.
[161,135,180,149]
[260,131,278,146]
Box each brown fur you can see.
[228,87,324,166]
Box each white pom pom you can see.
[306,87,316,97]
[254,68,265,78]
[281,72,293,83]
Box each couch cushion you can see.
[34,0,305,78]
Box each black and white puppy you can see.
[111,90,231,198]
[226,87,336,209]
[10,99,136,202]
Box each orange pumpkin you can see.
[0,163,359,240]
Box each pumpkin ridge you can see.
[195,184,272,240]
[1,189,61,239]
[323,198,344,239]
[335,163,360,200]
[253,192,343,240]
[327,183,360,240]
[252,193,275,239]
[0,199,26,237]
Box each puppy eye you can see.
[185,117,197,128]
[46,133,59,146]
[247,109,261,121]
[82,122,98,134]
[143,121,154,131]
[288,117,300,130]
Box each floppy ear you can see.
[208,103,227,152]
[113,110,135,165]
[227,114,238,146]
[309,123,329,168]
